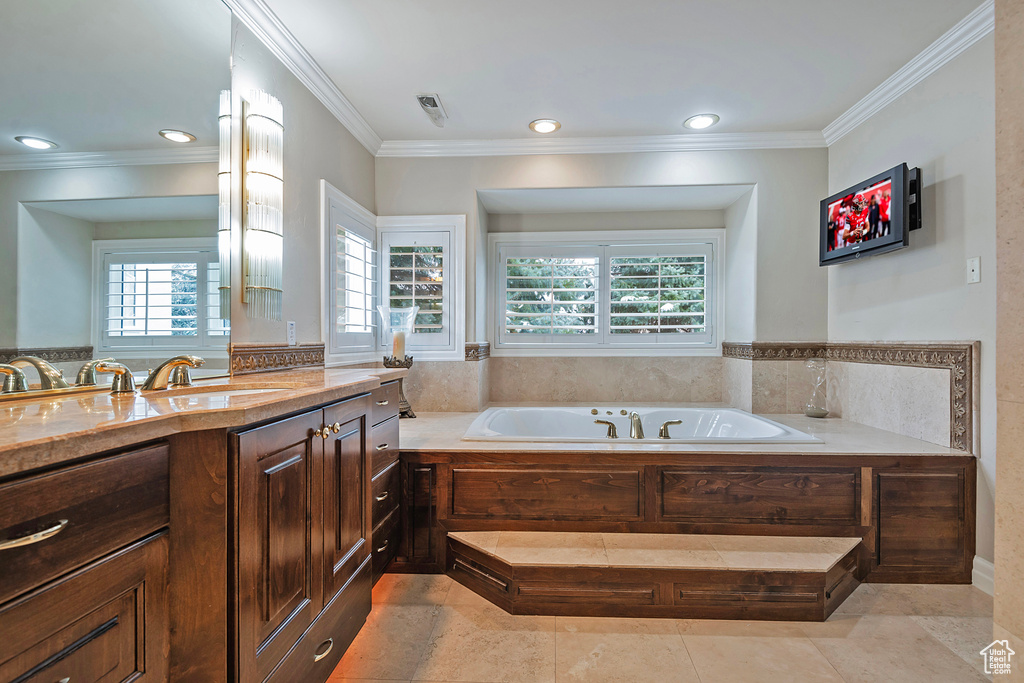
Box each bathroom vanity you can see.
[0,368,403,683]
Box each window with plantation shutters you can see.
[492,232,718,352]
[324,181,377,360]
[377,216,466,361]
[96,240,228,353]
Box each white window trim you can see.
[488,229,724,357]
[320,179,379,366]
[377,215,466,362]
[92,237,229,360]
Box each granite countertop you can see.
[400,409,968,456]
[0,367,407,478]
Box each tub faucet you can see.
[141,354,205,391]
[629,411,645,440]
[9,356,70,390]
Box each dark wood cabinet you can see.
[368,382,401,584]
[233,394,373,683]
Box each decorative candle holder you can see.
[804,358,829,418]
[379,305,419,419]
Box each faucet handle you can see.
[94,361,137,395]
[594,419,618,439]
[168,364,193,388]
[75,358,115,386]
[0,364,29,393]
[658,419,683,439]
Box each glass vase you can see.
[804,358,829,418]
[377,305,418,361]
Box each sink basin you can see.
[149,382,300,398]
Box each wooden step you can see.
[446,531,862,621]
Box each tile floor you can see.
[329,574,994,682]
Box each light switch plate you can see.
[966,257,981,284]
[286,321,296,346]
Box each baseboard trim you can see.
[973,556,994,595]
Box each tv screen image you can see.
[826,178,893,253]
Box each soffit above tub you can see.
[258,0,981,143]
[477,185,754,214]
[24,195,218,223]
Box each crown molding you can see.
[376,130,826,158]
[823,0,994,145]
[223,0,382,155]
[0,146,218,172]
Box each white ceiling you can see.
[261,0,982,141]
[25,195,218,223]
[478,185,753,214]
[0,0,230,156]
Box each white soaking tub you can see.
[463,406,821,444]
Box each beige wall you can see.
[827,36,996,565]
[375,147,829,344]
[0,161,218,348]
[93,218,216,240]
[995,0,1024,661]
[487,209,725,233]
[229,19,375,347]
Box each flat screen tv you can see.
[820,163,921,266]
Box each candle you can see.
[392,330,406,359]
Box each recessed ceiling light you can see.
[14,136,58,150]
[529,119,561,134]
[683,114,720,130]
[159,129,197,143]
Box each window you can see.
[95,239,228,354]
[323,180,377,362]
[491,231,721,354]
[377,215,466,361]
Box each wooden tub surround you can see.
[391,412,977,620]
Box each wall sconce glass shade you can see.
[242,90,284,320]
[217,89,231,319]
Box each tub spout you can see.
[629,411,645,439]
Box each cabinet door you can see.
[322,395,372,603]
[235,409,324,683]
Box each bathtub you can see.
[462,406,821,444]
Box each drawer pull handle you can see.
[313,638,334,662]
[331,422,341,433]
[0,519,68,551]
[375,399,389,406]
[375,491,389,502]
[313,428,323,438]
[376,539,389,553]
[376,443,389,451]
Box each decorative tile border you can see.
[465,341,491,362]
[229,342,325,375]
[722,341,977,453]
[0,346,94,364]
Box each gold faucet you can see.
[658,419,683,439]
[94,361,137,395]
[141,355,206,391]
[0,364,28,393]
[75,358,115,386]
[629,411,645,439]
[10,356,70,390]
[594,419,618,438]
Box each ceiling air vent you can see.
[416,94,448,128]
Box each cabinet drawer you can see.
[266,559,371,683]
[0,532,169,683]
[372,508,400,583]
[371,382,400,426]
[0,444,170,603]
[371,416,399,476]
[371,460,401,526]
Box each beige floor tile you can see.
[450,531,501,554]
[706,535,859,555]
[677,619,808,638]
[912,616,995,675]
[884,583,993,617]
[798,613,940,641]
[333,604,441,681]
[373,574,454,606]
[715,550,844,571]
[555,617,699,682]
[445,580,506,609]
[601,533,717,551]
[495,532,607,566]
[602,548,724,568]
[811,626,990,682]
[682,635,844,682]
[413,605,556,682]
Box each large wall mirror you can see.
[0,0,232,385]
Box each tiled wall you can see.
[826,361,951,447]
[488,356,722,404]
[403,360,489,412]
[722,357,752,411]
[751,360,823,415]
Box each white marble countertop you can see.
[400,408,967,456]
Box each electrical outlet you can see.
[966,257,981,284]
[286,321,296,346]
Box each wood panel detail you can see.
[450,466,643,521]
[876,471,965,572]
[659,468,859,524]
